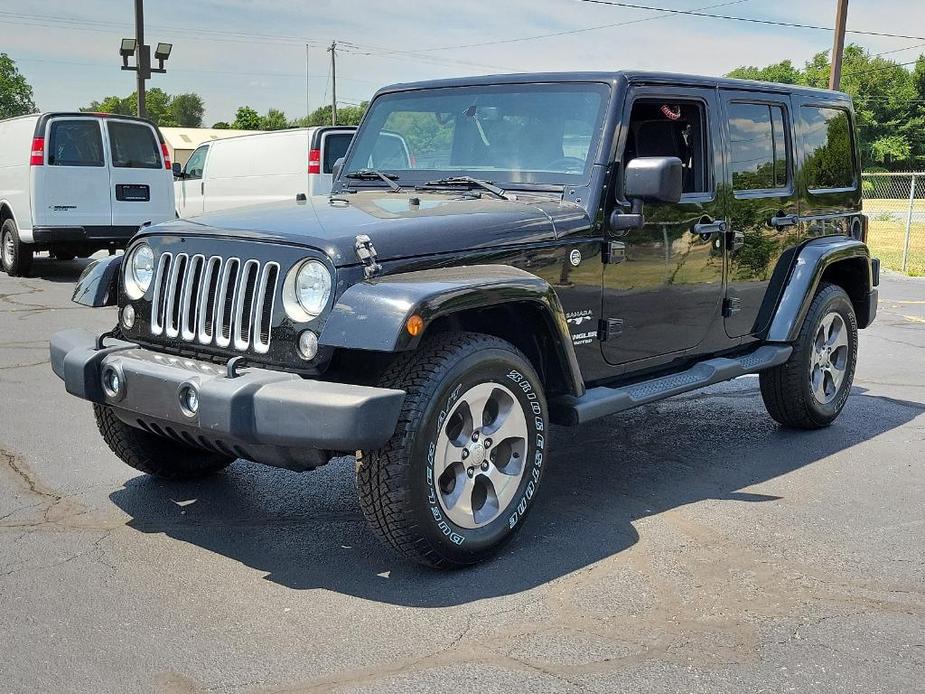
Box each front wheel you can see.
[356,333,549,568]
[94,404,234,480]
[760,282,858,429]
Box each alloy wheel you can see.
[809,311,850,405]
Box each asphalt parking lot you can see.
[1,256,923,693]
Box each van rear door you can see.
[105,119,174,231]
[310,128,354,195]
[33,117,111,229]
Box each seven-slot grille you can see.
[149,252,280,354]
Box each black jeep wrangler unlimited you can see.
[52,72,879,568]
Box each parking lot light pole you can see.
[119,0,171,119]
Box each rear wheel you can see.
[760,283,858,429]
[356,333,548,568]
[94,404,234,480]
[1,219,32,277]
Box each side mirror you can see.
[610,156,683,232]
[624,156,683,204]
[171,162,183,178]
[331,157,345,181]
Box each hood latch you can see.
[355,234,381,279]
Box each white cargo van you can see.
[173,126,356,217]
[0,112,174,276]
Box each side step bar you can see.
[550,345,792,426]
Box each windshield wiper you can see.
[418,176,514,201]
[344,168,401,192]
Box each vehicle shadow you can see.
[25,256,97,283]
[109,381,924,607]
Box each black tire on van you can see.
[1,219,33,277]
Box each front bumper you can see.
[50,329,405,468]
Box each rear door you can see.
[33,117,110,228]
[175,144,209,217]
[105,119,173,228]
[720,91,800,337]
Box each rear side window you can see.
[48,120,104,167]
[802,106,855,191]
[322,133,352,174]
[728,102,789,192]
[108,121,162,169]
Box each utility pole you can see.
[134,0,147,117]
[829,0,849,90]
[305,44,311,124]
[328,41,337,126]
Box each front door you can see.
[720,91,800,337]
[176,144,208,218]
[601,87,725,366]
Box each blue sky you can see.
[2,0,923,124]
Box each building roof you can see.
[159,127,265,150]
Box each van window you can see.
[802,106,855,191]
[48,120,104,167]
[322,133,352,174]
[728,102,789,191]
[624,100,709,195]
[183,145,208,179]
[108,121,162,169]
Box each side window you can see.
[802,106,855,191]
[624,100,709,195]
[728,102,790,192]
[183,146,208,179]
[108,121,161,169]
[322,133,352,174]
[48,120,104,167]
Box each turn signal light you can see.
[30,137,45,166]
[406,314,424,337]
[161,142,171,170]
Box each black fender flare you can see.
[72,255,122,307]
[319,264,584,396]
[766,236,873,342]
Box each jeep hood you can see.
[150,192,588,266]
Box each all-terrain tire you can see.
[94,404,234,480]
[1,218,33,277]
[760,282,858,429]
[356,332,549,568]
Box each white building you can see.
[159,127,264,167]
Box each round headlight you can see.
[125,243,154,299]
[294,260,332,318]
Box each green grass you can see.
[864,216,925,277]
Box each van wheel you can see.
[94,404,234,480]
[356,333,548,568]
[760,283,858,429]
[1,219,32,277]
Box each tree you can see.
[261,108,289,130]
[212,121,230,129]
[169,93,204,127]
[0,53,36,118]
[79,89,205,127]
[232,106,262,130]
[292,101,368,127]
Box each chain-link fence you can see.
[862,172,925,276]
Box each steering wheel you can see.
[544,156,585,172]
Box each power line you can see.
[419,0,751,51]
[571,0,925,42]
[842,58,921,78]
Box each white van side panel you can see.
[201,130,308,214]
[0,115,40,240]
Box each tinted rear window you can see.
[322,133,352,173]
[802,106,855,191]
[728,102,789,191]
[48,120,104,167]
[108,121,162,169]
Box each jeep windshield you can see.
[340,82,611,189]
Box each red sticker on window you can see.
[660,104,681,121]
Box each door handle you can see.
[692,220,727,235]
[770,214,799,228]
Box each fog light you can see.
[102,366,122,398]
[122,304,135,329]
[178,383,199,417]
[298,330,318,360]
